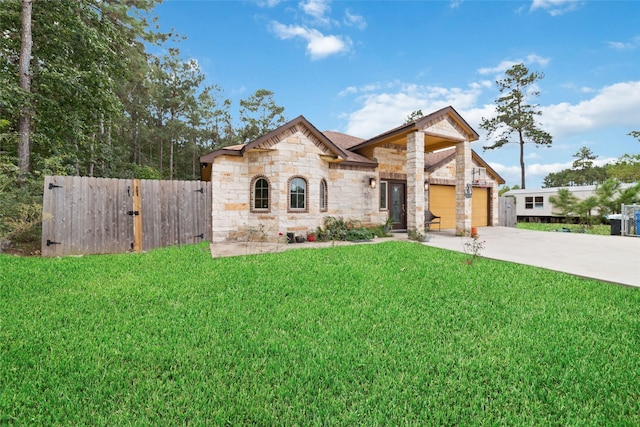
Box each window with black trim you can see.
[320,179,328,212]
[379,181,388,210]
[525,196,544,209]
[289,177,307,211]
[252,177,270,211]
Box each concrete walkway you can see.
[424,227,640,288]
[210,227,640,288]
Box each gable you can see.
[200,115,349,165]
[420,114,471,141]
[248,121,342,158]
[425,147,505,185]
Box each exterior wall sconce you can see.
[369,177,376,188]
[465,183,473,198]
[424,181,429,190]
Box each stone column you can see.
[406,131,425,232]
[455,140,472,235]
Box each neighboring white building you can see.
[503,184,638,222]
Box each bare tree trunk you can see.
[169,138,174,180]
[519,130,526,189]
[17,0,33,179]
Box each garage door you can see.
[429,185,489,229]
[472,187,488,227]
[429,185,456,229]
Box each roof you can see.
[504,182,638,196]
[322,131,377,167]
[200,115,350,164]
[322,131,365,149]
[200,107,494,174]
[351,106,480,151]
[425,147,505,185]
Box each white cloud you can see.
[344,82,486,138]
[478,55,550,75]
[257,0,283,7]
[300,0,331,19]
[542,81,640,138]
[344,9,366,30]
[271,21,350,59]
[607,35,640,51]
[530,0,582,16]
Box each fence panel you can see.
[498,196,517,227]
[42,176,133,256]
[42,176,211,257]
[140,179,211,250]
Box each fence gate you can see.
[42,176,211,257]
[498,196,517,227]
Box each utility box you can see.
[610,219,622,235]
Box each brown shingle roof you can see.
[322,131,376,166]
[323,131,365,150]
[425,148,456,171]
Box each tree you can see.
[629,131,640,142]
[404,110,423,124]
[480,63,553,189]
[17,0,32,179]
[543,170,573,188]
[605,154,640,183]
[238,89,286,144]
[568,146,606,185]
[595,178,622,217]
[548,188,578,224]
[498,184,520,196]
[572,146,596,171]
[575,196,598,228]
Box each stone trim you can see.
[381,143,406,151]
[421,114,469,140]
[253,123,335,156]
[380,172,407,181]
[329,163,376,171]
[287,175,309,213]
[250,175,271,213]
[320,179,328,212]
[428,177,456,186]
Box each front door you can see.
[389,182,406,230]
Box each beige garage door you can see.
[429,185,489,229]
[472,187,489,227]
[429,185,456,229]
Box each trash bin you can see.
[610,218,622,235]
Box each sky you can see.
[152,0,640,188]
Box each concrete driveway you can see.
[425,226,640,288]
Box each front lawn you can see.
[517,222,611,235]
[1,242,638,425]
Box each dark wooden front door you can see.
[389,182,406,230]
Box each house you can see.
[200,106,505,242]
[503,183,638,222]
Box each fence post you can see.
[132,179,143,252]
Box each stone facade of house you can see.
[202,107,505,243]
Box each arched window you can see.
[252,177,270,211]
[320,179,328,212]
[289,177,307,211]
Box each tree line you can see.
[1,0,286,182]
[0,0,286,251]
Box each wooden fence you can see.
[41,176,211,257]
[498,196,517,227]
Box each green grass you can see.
[1,242,639,425]
[517,222,611,235]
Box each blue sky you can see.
[154,0,640,188]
